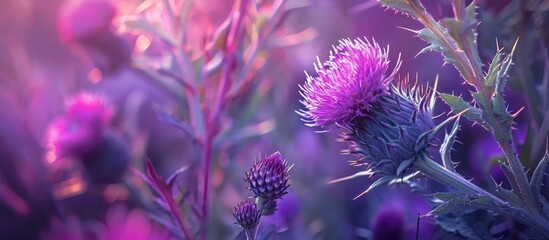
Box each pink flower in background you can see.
[57,0,117,43]
[46,93,112,159]
[40,206,170,240]
[100,206,170,240]
[298,38,401,129]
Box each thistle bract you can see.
[298,37,401,129]
[245,151,290,201]
[233,200,261,230]
[342,82,435,177]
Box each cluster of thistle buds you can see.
[233,151,291,239]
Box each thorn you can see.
[397,26,419,34]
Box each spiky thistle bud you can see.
[233,200,261,230]
[298,37,401,129]
[245,151,290,201]
[342,80,436,178]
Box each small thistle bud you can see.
[298,37,401,129]
[342,81,436,178]
[233,200,261,230]
[245,151,290,201]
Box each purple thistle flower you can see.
[233,200,261,230]
[342,79,436,178]
[298,37,401,129]
[245,151,290,201]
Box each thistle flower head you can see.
[298,37,401,129]
[342,79,436,178]
[233,200,261,230]
[245,151,290,201]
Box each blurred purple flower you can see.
[245,151,290,201]
[298,37,401,129]
[41,206,170,240]
[57,0,131,73]
[370,201,406,240]
[233,200,261,230]
[46,93,112,159]
[57,0,116,43]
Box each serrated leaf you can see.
[379,0,424,18]
[428,194,500,217]
[436,209,494,240]
[440,117,460,172]
[485,51,502,87]
[440,93,482,121]
[495,44,515,94]
[495,185,523,207]
[428,196,471,216]
[471,92,489,110]
[433,191,466,202]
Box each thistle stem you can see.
[244,222,260,240]
[498,141,541,214]
[414,157,549,238]
[200,133,213,237]
[414,156,503,203]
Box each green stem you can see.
[414,156,503,204]
[498,141,542,214]
[414,157,549,238]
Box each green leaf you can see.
[439,93,482,121]
[494,184,523,207]
[485,51,502,87]
[428,194,500,217]
[433,191,466,202]
[379,0,424,18]
[436,209,494,240]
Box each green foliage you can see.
[436,209,494,240]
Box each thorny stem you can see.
[414,157,549,238]
[406,0,540,221]
[244,221,260,240]
[414,156,504,204]
[498,142,542,214]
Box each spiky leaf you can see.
[439,93,482,122]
